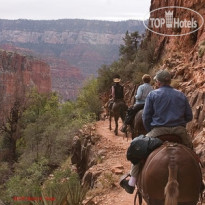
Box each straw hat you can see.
[113,74,121,83]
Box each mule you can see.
[109,100,127,135]
[136,140,204,205]
[127,111,204,204]
[130,109,146,139]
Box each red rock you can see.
[111,164,124,175]
[0,50,51,116]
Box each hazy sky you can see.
[0,0,151,21]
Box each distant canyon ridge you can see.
[0,19,146,100]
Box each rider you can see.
[143,69,193,148]
[112,74,124,101]
[108,74,124,109]
[121,74,153,133]
[120,69,193,194]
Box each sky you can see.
[0,0,151,21]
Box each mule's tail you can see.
[164,165,179,205]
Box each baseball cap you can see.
[154,70,171,82]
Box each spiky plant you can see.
[66,174,89,205]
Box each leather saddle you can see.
[157,134,182,144]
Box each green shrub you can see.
[0,162,11,184]
[4,158,49,204]
[0,81,99,204]
[77,77,102,119]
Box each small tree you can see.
[119,31,141,62]
[0,98,24,161]
[77,78,102,120]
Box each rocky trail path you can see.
[89,119,204,205]
[91,119,146,205]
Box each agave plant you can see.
[31,173,89,205]
[66,175,89,205]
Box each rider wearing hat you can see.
[111,74,124,101]
[107,74,124,110]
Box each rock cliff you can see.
[0,50,51,114]
[0,19,145,100]
[147,0,205,166]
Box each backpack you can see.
[126,135,163,165]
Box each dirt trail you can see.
[94,119,146,205]
[93,119,205,205]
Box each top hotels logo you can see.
[143,6,204,36]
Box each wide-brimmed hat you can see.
[154,70,171,82]
[113,78,121,83]
[113,74,121,83]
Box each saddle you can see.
[137,134,182,171]
[157,134,182,144]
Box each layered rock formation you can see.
[48,57,83,100]
[0,19,145,100]
[0,44,82,100]
[0,50,51,115]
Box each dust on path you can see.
[94,119,146,205]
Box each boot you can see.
[120,179,135,194]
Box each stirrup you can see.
[120,173,131,183]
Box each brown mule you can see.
[130,110,203,204]
[131,109,146,139]
[109,100,127,135]
[137,139,203,205]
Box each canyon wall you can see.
[148,0,205,163]
[0,19,145,100]
[0,50,51,116]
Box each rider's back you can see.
[113,83,123,100]
[144,85,192,128]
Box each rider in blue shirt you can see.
[121,74,153,133]
[143,85,193,130]
[143,69,193,148]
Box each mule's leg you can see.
[114,116,118,135]
[131,124,136,140]
[109,113,112,130]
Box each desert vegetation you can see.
[0,77,101,204]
